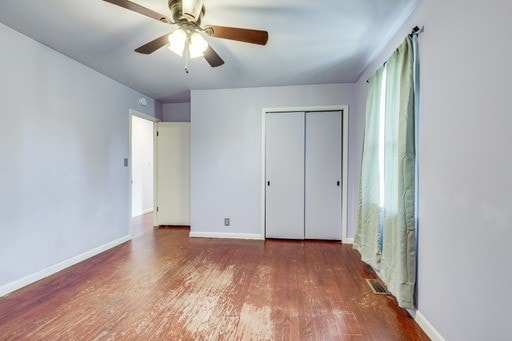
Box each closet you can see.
[265,111,342,240]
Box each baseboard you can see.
[0,235,131,298]
[344,238,354,244]
[189,231,264,240]
[414,310,445,341]
[131,208,154,217]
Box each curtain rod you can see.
[366,26,424,83]
[410,26,424,36]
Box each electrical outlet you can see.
[224,218,230,226]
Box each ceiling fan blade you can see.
[103,0,171,22]
[203,46,225,67]
[135,34,170,54]
[206,25,269,45]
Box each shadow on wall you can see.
[162,103,191,122]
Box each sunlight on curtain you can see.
[353,68,384,271]
[378,67,387,209]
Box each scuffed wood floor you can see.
[0,214,429,340]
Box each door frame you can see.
[261,105,349,242]
[129,109,160,237]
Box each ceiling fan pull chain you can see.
[184,35,190,73]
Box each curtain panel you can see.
[380,36,416,309]
[353,68,384,271]
[355,36,416,309]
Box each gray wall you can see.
[354,0,512,339]
[162,103,191,122]
[0,24,157,290]
[190,84,355,237]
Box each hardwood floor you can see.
[0,214,429,340]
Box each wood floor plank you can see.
[0,214,429,340]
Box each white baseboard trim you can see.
[415,310,445,341]
[189,231,264,240]
[344,238,354,244]
[131,208,154,217]
[0,235,131,298]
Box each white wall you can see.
[131,116,154,217]
[354,0,512,339]
[0,24,157,293]
[190,84,355,237]
[162,102,191,122]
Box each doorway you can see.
[129,110,159,235]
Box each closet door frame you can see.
[261,105,350,242]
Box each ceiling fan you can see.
[103,0,269,72]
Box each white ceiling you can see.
[0,0,418,103]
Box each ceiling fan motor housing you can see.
[168,0,205,25]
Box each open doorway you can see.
[130,110,158,236]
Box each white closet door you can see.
[265,112,305,239]
[156,122,190,226]
[305,111,342,240]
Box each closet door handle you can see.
[267,181,271,186]
[337,181,340,186]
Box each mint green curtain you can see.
[380,36,416,309]
[355,36,416,309]
[353,67,384,271]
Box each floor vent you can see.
[366,279,390,295]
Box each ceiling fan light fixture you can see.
[168,28,187,56]
[189,32,208,58]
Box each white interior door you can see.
[265,112,305,239]
[156,122,190,226]
[305,111,342,240]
